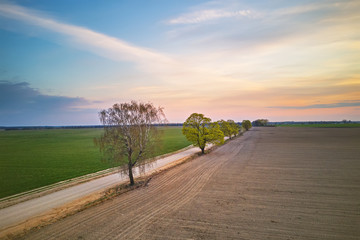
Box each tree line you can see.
[95,101,252,186]
[182,113,252,154]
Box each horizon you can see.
[1,120,359,128]
[1,0,359,125]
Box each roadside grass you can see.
[0,126,190,198]
[277,123,360,128]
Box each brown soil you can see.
[13,127,360,239]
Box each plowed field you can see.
[17,127,360,239]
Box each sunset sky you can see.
[1,0,359,126]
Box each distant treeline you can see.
[0,123,184,131]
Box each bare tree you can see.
[95,101,166,185]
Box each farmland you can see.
[0,127,190,198]
[19,127,360,239]
[276,122,360,128]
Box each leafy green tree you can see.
[242,120,252,131]
[218,119,232,138]
[182,113,224,154]
[95,101,166,185]
[218,119,240,139]
[227,120,240,138]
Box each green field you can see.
[277,123,360,128]
[0,127,190,198]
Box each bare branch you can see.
[95,101,166,185]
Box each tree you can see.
[227,120,240,138]
[218,120,232,138]
[182,113,224,154]
[218,119,240,139]
[95,101,166,185]
[242,120,252,131]
[252,119,269,126]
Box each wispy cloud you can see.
[164,0,360,82]
[167,9,252,25]
[0,2,172,67]
[269,101,360,110]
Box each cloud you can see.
[0,81,88,110]
[0,81,98,126]
[167,9,252,25]
[0,2,172,68]
[164,0,360,87]
[269,101,360,110]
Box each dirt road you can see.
[17,127,360,239]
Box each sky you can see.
[0,0,359,126]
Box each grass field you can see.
[0,127,190,199]
[277,123,360,128]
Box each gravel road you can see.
[15,127,360,239]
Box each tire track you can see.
[133,140,248,239]
[109,139,245,239]
[118,161,220,239]
[105,152,223,239]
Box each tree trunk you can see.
[200,147,205,154]
[128,163,135,185]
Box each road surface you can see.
[16,127,360,239]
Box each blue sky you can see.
[0,0,359,126]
